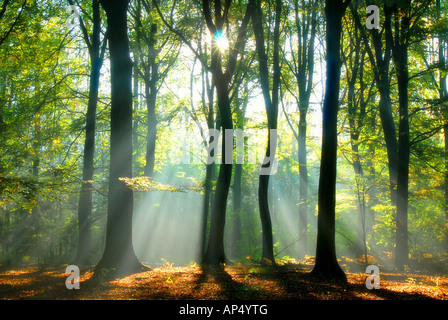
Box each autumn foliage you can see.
[1,259,447,300]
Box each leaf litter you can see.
[0,261,447,300]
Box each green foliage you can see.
[119,176,203,193]
[0,0,447,270]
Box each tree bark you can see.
[311,0,349,282]
[250,0,281,265]
[385,2,411,271]
[295,0,316,260]
[201,0,252,267]
[143,22,158,178]
[74,0,103,266]
[96,0,143,277]
[350,2,398,208]
[202,73,233,265]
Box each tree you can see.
[69,0,108,267]
[282,0,318,260]
[385,0,431,271]
[311,0,350,282]
[0,0,26,47]
[131,0,180,178]
[96,0,144,277]
[350,1,398,213]
[340,12,377,261]
[250,0,282,264]
[200,0,253,266]
[385,1,411,271]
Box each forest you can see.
[1,0,448,302]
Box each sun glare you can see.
[213,30,229,51]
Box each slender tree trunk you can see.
[294,0,317,261]
[31,156,39,261]
[75,56,101,265]
[199,64,215,260]
[395,52,410,270]
[133,62,140,173]
[144,22,158,178]
[298,103,308,260]
[349,2,398,208]
[73,0,105,266]
[311,0,349,282]
[250,0,281,265]
[201,0,252,267]
[200,160,215,259]
[369,4,398,207]
[386,3,411,271]
[231,162,242,259]
[229,80,248,260]
[143,69,157,178]
[96,0,143,277]
[202,74,233,266]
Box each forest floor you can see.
[1,257,448,301]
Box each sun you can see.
[213,30,229,51]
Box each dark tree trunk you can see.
[229,79,248,260]
[250,0,281,265]
[200,160,215,259]
[199,64,215,260]
[231,162,242,259]
[202,74,233,266]
[75,0,103,266]
[201,0,252,267]
[394,52,410,270]
[295,0,316,260]
[143,22,158,178]
[385,3,411,271]
[75,57,101,266]
[311,0,349,282]
[343,31,369,261]
[96,0,143,277]
[350,2,398,208]
[133,60,140,173]
[298,110,308,259]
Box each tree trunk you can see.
[96,0,142,277]
[311,0,348,282]
[202,74,233,266]
[133,61,140,174]
[349,2,398,209]
[298,108,308,260]
[229,79,248,260]
[200,160,215,259]
[75,56,101,266]
[73,0,106,266]
[231,162,242,259]
[144,22,158,178]
[199,64,215,260]
[250,0,281,265]
[200,0,252,267]
[386,3,411,271]
[293,0,316,260]
[395,52,410,270]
